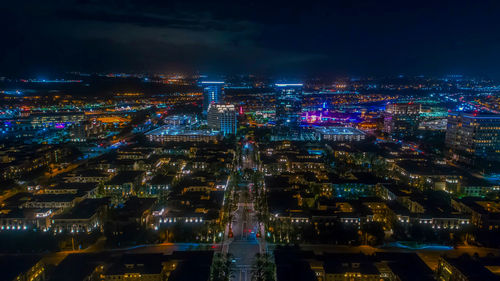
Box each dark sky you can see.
[2,0,500,77]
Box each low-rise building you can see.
[452,198,500,230]
[436,255,499,281]
[103,171,144,197]
[315,127,366,142]
[0,255,46,281]
[51,198,109,234]
[392,160,461,192]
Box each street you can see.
[228,201,261,281]
[226,141,263,281]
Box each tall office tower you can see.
[201,81,224,115]
[274,83,303,130]
[207,104,237,136]
[445,112,500,167]
[383,102,421,139]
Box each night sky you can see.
[3,0,500,77]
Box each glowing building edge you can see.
[314,127,366,142]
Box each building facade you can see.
[445,112,500,167]
[383,103,421,139]
[207,104,237,136]
[201,81,224,115]
[275,83,303,129]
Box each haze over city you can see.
[4,0,500,77]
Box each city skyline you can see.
[2,2,500,281]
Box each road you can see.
[240,141,256,170]
[227,201,261,281]
[121,242,221,254]
[226,141,263,281]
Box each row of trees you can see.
[210,253,276,281]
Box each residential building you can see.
[0,255,46,281]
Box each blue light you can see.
[275,83,303,87]
[201,81,224,84]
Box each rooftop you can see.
[105,253,166,275]
[0,254,42,281]
[106,171,143,185]
[49,253,108,281]
[315,127,366,135]
[443,255,500,281]
[53,198,109,220]
[146,126,219,137]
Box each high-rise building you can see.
[383,102,421,138]
[445,112,500,167]
[201,81,224,115]
[207,104,237,136]
[274,83,303,130]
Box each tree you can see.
[361,222,385,245]
[210,253,235,281]
[251,253,276,281]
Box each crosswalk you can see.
[234,265,252,281]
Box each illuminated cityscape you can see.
[2,1,500,281]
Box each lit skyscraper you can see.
[201,81,224,115]
[383,102,421,139]
[445,112,500,168]
[207,104,237,136]
[274,83,303,130]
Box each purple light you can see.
[302,110,363,125]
